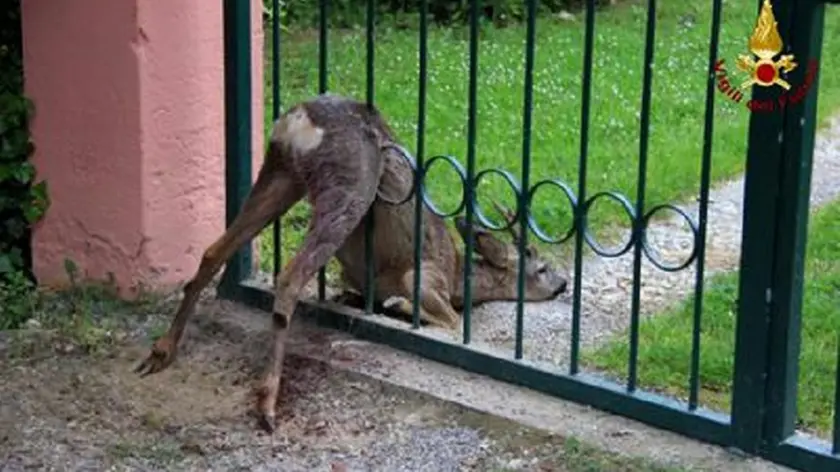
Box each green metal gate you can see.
[219,0,840,470]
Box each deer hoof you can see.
[134,337,177,377]
[258,413,277,434]
[255,379,280,433]
[382,296,407,310]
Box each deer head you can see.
[453,201,568,304]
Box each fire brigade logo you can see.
[734,0,797,90]
[714,0,819,113]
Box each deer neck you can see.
[449,252,514,310]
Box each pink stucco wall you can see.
[23,0,265,294]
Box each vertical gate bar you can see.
[627,0,657,393]
[762,0,825,447]
[461,0,480,345]
[365,0,374,106]
[570,0,596,375]
[514,0,537,361]
[688,0,723,411]
[363,0,376,315]
[271,0,282,277]
[317,0,329,300]
[412,0,429,329]
[731,0,790,454]
[834,336,840,454]
[220,0,254,294]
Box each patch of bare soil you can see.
[0,296,684,472]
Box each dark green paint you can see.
[271,0,282,277]
[412,0,429,330]
[570,0,596,376]
[219,0,253,296]
[316,0,329,301]
[731,0,788,454]
[627,0,657,393]
[513,0,536,360]
[690,0,723,410]
[363,0,376,315]
[460,0,479,345]
[761,0,824,449]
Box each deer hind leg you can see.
[382,295,456,329]
[135,156,304,377]
[256,182,378,433]
[382,264,461,330]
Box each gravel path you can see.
[397,115,840,371]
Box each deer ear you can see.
[474,231,513,268]
[455,215,494,243]
[525,244,539,258]
[454,216,511,269]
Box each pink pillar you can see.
[22,0,264,295]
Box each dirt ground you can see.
[0,290,687,472]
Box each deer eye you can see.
[536,265,548,274]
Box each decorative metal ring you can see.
[472,168,522,231]
[581,191,637,258]
[421,154,468,218]
[640,203,700,272]
[373,148,699,274]
[526,178,579,244]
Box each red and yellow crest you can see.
[735,0,797,90]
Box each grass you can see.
[254,1,840,278]
[587,198,840,438]
[485,435,689,472]
[2,259,173,359]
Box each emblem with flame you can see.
[735,0,797,90]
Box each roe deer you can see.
[135,94,568,433]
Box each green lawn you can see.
[588,197,840,437]
[255,1,840,282]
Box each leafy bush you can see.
[1,0,50,329]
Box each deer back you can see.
[287,95,568,307]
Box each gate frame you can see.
[733,2,837,470]
[218,1,839,470]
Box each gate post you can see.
[731,0,794,454]
[731,0,827,454]
[759,0,826,448]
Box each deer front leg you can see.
[135,157,303,377]
[382,295,458,329]
[382,264,460,330]
[256,194,376,433]
[329,267,362,305]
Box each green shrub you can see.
[1,0,50,329]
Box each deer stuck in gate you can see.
[135,94,568,433]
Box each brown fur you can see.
[135,94,568,433]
